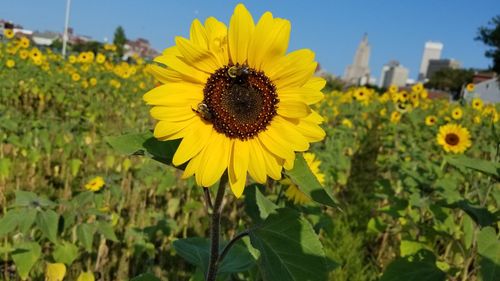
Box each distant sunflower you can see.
[388,85,398,94]
[143,4,325,197]
[425,115,437,126]
[284,152,325,204]
[3,29,14,39]
[451,107,463,120]
[471,98,483,111]
[85,176,105,192]
[437,123,471,154]
[390,111,401,123]
[412,83,423,93]
[6,59,15,68]
[19,37,30,48]
[466,83,475,92]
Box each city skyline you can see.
[1,0,496,80]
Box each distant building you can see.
[473,77,500,103]
[344,33,371,86]
[32,31,61,46]
[124,38,159,60]
[426,59,461,79]
[380,60,409,88]
[418,41,443,81]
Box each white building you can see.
[473,78,500,103]
[344,34,371,85]
[418,41,443,81]
[380,61,409,88]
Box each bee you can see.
[228,65,250,79]
[192,103,213,121]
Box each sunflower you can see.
[341,118,353,128]
[96,53,106,64]
[71,73,81,82]
[19,37,30,48]
[19,49,29,60]
[388,85,398,94]
[29,48,42,61]
[143,4,325,197]
[437,123,471,154]
[284,152,325,204]
[390,111,401,123]
[3,29,14,39]
[412,83,423,93]
[471,98,483,111]
[353,87,370,103]
[451,107,463,120]
[85,176,105,192]
[425,115,437,126]
[466,83,475,92]
[6,59,15,68]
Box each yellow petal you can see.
[270,117,309,151]
[190,19,208,49]
[259,142,283,180]
[277,100,311,118]
[248,13,290,71]
[248,139,267,183]
[175,36,220,73]
[153,118,197,140]
[173,122,213,166]
[205,17,229,66]
[258,130,295,162]
[46,263,66,281]
[228,4,254,64]
[196,133,230,187]
[268,49,317,90]
[150,106,195,122]
[77,271,95,281]
[279,87,324,105]
[303,77,326,91]
[229,140,249,198]
[156,46,209,84]
[182,150,203,179]
[143,83,203,106]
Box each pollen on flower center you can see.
[202,64,278,140]
[445,133,459,146]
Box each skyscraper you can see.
[418,41,443,81]
[344,34,371,85]
[380,61,409,88]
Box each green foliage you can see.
[476,15,500,74]
[380,250,446,281]
[477,227,500,281]
[113,25,127,58]
[11,241,42,280]
[426,68,474,93]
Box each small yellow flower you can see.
[379,108,387,117]
[412,83,424,93]
[3,29,14,39]
[341,118,353,128]
[96,53,106,64]
[77,271,95,281]
[471,98,483,111]
[425,115,437,126]
[19,49,29,59]
[466,83,475,92]
[30,48,42,61]
[388,85,398,94]
[19,37,30,48]
[437,123,471,154]
[89,77,97,86]
[390,111,401,123]
[451,107,463,120]
[46,263,66,281]
[85,176,105,192]
[6,59,15,68]
[473,115,481,124]
[71,73,81,82]
[68,55,77,64]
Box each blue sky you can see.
[2,0,498,81]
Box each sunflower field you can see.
[1,4,500,281]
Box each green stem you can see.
[206,173,227,281]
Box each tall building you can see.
[380,61,409,88]
[426,59,461,79]
[344,34,371,85]
[418,41,443,81]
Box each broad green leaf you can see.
[477,227,500,281]
[106,131,180,166]
[173,237,255,275]
[367,217,386,235]
[380,250,445,281]
[462,214,474,250]
[255,188,278,220]
[14,190,38,207]
[97,221,118,242]
[18,208,37,234]
[0,211,18,237]
[0,158,11,178]
[130,273,161,281]
[249,208,329,281]
[285,153,337,207]
[400,240,430,257]
[445,155,500,178]
[53,241,79,265]
[12,241,42,280]
[36,209,59,243]
[77,223,96,252]
[444,200,497,227]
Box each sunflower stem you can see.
[206,173,227,281]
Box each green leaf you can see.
[444,200,497,227]
[14,190,38,207]
[0,211,18,237]
[106,131,180,166]
[130,273,161,281]
[173,237,255,276]
[53,241,79,265]
[284,153,337,207]
[0,158,11,178]
[400,240,430,257]
[255,188,278,220]
[462,214,474,250]
[18,208,37,234]
[77,223,96,252]
[380,250,446,281]
[249,208,329,281]
[477,227,500,281]
[445,155,500,178]
[36,209,59,243]
[97,221,118,242]
[12,241,41,280]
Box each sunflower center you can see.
[202,64,278,140]
[445,133,460,146]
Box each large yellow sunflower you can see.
[143,4,325,197]
[437,123,471,154]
